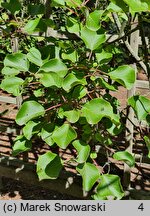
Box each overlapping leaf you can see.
[93,174,124,200]
[37,152,63,180]
[113,151,135,167]
[16,101,45,126]
[82,98,119,125]
[12,135,32,156]
[72,140,90,163]
[76,162,100,191]
[52,123,77,149]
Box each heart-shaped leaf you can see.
[39,72,62,88]
[66,17,80,34]
[76,162,100,191]
[37,152,63,180]
[23,120,41,140]
[80,26,106,51]
[72,140,91,163]
[109,65,135,90]
[128,95,150,121]
[4,53,29,71]
[41,123,55,146]
[86,10,103,31]
[96,49,113,63]
[12,135,32,156]
[27,47,43,66]
[16,101,45,126]
[93,174,124,200]
[0,77,24,96]
[40,58,68,78]
[52,123,77,149]
[1,67,20,76]
[63,109,80,123]
[82,98,119,125]
[62,73,87,92]
[113,151,135,167]
[24,18,40,34]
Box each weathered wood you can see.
[0,155,88,199]
[136,80,149,89]
[0,96,17,104]
[124,17,139,189]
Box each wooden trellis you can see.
[0,7,149,198]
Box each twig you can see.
[45,103,62,112]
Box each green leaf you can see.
[27,47,43,67]
[144,136,150,158]
[62,73,87,92]
[12,135,32,156]
[72,140,91,163]
[98,77,117,91]
[123,0,150,12]
[80,26,106,51]
[93,174,124,200]
[76,162,100,191]
[113,151,135,167]
[82,98,119,125]
[86,10,103,31]
[62,49,78,63]
[128,95,150,121]
[16,101,45,126]
[40,58,68,78]
[2,0,21,14]
[52,0,65,6]
[0,77,24,96]
[63,109,80,123]
[66,17,80,34]
[37,152,63,180]
[52,123,77,149]
[1,67,19,76]
[4,53,29,71]
[110,0,129,12]
[28,4,45,15]
[39,72,62,88]
[96,49,113,63]
[41,123,55,146]
[24,18,40,34]
[72,85,87,99]
[23,120,41,140]
[65,0,82,8]
[109,65,135,90]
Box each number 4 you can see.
[138,203,144,211]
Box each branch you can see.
[112,12,148,74]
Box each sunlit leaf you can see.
[16,101,45,126]
[113,151,135,167]
[0,77,24,96]
[27,47,43,66]
[52,123,77,149]
[37,152,63,180]
[24,18,40,34]
[72,140,91,163]
[93,174,124,200]
[76,162,100,191]
[82,98,119,125]
[12,135,32,156]
[40,58,68,78]
[128,95,150,121]
[109,65,135,90]
[4,53,29,71]
[80,26,106,51]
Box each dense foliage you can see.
[0,0,150,199]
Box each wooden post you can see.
[123,17,139,189]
